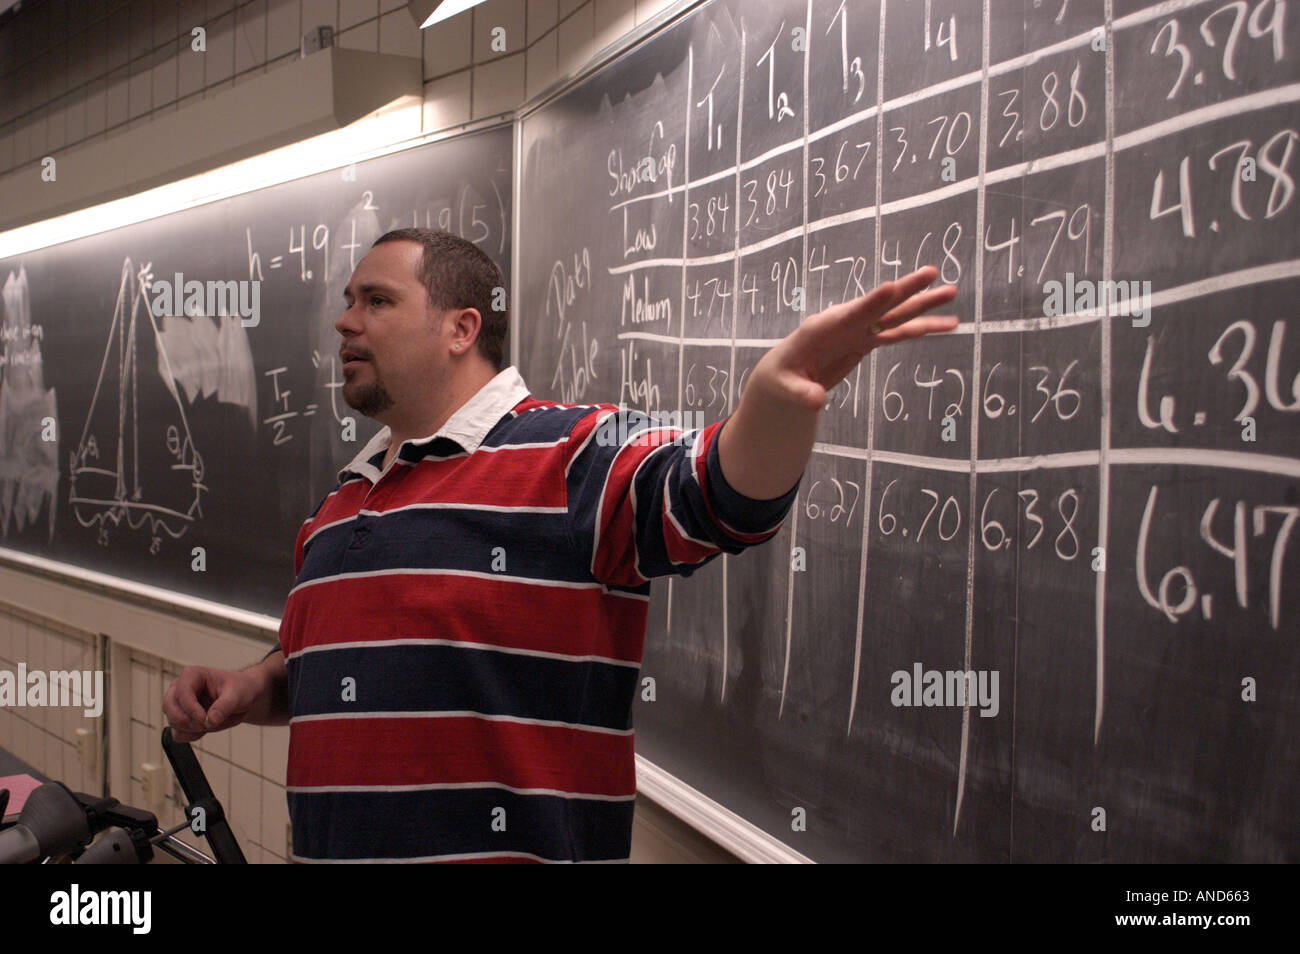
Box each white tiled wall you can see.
[0,0,684,178]
[0,604,289,864]
[0,598,732,864]
[0,607,103,798]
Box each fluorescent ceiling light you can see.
[408,0,488,29]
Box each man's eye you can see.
[369,296,385,306]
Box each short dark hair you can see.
[370,228,508,371]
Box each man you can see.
[164,228,957,862]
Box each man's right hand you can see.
[163,666,264,742]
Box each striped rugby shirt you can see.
[277,366,798,862]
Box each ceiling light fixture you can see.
[406,0,488,29]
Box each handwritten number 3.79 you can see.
[1150,1,1286,100]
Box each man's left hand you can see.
[752,265,958,411]
[718,266,958,499]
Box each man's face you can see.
[336,241,448,420]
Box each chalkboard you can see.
[0,124,513,617]
[517,0,1299,861]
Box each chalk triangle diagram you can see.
[70,258,206,545]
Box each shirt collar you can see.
[338,366,532,482]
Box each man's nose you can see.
[335,300,362,336]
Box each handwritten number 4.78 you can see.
[1151,128,1296,237]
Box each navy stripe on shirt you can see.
[295,507,589,588]
[288,787,635,862]
[286,643,639,731]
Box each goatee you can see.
[346,382,394,417]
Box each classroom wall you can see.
[0,0,741,864]
[0,0,671,176]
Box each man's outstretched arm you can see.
[718,266,958,500]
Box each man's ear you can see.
[447,307,483,355]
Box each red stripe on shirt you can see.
[278,572,648,663]
[336,446,570,513]
[288,715,636,796]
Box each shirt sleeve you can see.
[562,407,800,588]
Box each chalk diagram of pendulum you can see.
[69,258,205,548]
